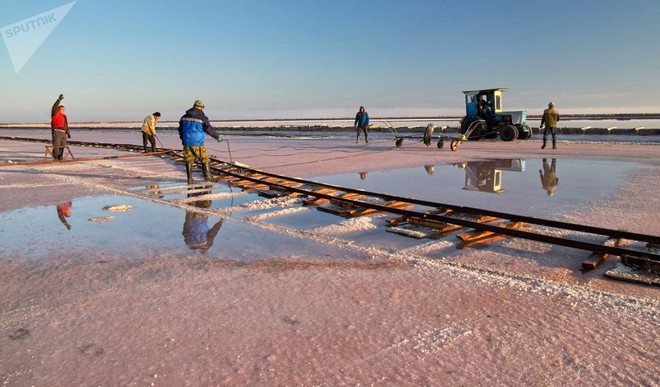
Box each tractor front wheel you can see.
[450,140,460,151]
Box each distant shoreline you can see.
[1,113,660,127]
[2,125,659,136]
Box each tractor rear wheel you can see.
[500,125,519,141]
[437,139,444,149]
[522,124,533,139]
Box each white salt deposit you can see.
[102,204,134,212]
[308,216,377,235]
[88,216,114,223]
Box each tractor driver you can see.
[479,99,495,123]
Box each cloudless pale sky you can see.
[1,0,659,122]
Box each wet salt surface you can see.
[1,138,658,386]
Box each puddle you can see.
[317,158,645,218]
[0,194,372,263]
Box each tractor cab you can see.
[464,88,505,118]
[460,88,532,141]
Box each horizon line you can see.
[2,112,660,126]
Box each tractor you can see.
[460,88,532,141]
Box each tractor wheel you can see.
[450,140,460,151]
[500,125,519,141]
[460,116,483,140]
[437,139,444,149]
[522,124,533,139]
[395,138,403,148]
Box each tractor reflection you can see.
[455,159,526,194]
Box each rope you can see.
[0,150,171,167]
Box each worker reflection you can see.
[146,184,164,199]
[56,202,72,230]
[359,172,367,180]
[182,192,223,252]
[539,158,559,196]
[424,165,435,175]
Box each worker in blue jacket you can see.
[354,106,370,143]
[178,100,223,184]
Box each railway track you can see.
[2,136,659,285]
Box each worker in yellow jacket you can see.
[540,102,559,149]
[141,112,161,152]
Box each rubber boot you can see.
[541,136,546,149]
[552,138,557,149]
[203,163,213,182]
[185,163,194,184]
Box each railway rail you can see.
[2,135,659,285]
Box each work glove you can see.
[67,133,71,139]
[59,94,64,100]
[216,137,224,142]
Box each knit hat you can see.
[194,100,205,108]
[548,102,555,107]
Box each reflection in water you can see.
[182,187,223,252]
[539,158,559,196]
[146,184,164,199]
[359,172,367,180]
[56,202,72,230]
[457,159,526,194]
[424,165,435,175]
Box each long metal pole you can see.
[225,139,233,163]
[154,134,165,149]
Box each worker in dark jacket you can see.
[540,101,560,149]
[178,100,223,184]
[50,94,70,160]
[354,106,370,143]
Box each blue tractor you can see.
[460,88,532,141]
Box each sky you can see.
[1,0,659,122]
